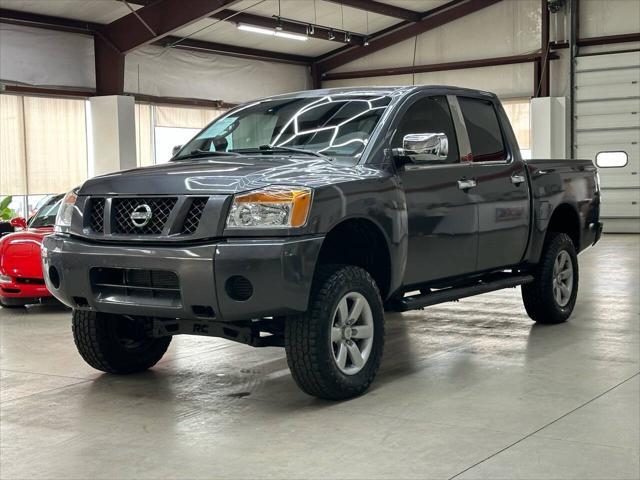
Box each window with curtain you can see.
[0,95,27,195]
[153,105,227,164]
[501,98,531,159]
[0,94,87,195]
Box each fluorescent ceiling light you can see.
[237,23,308,41]
[237,23,275,36]
[274,31,308,41]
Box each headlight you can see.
[226,186,312,229]
[0,274,11,284]
[55,189,79,232]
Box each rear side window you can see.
[458,97,507,162]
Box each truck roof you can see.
[259,85,497,102]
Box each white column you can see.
[531,97,569,159]
[88,95,136,177]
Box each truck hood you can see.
[80,155,385,196]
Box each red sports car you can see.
[0,195,63,308]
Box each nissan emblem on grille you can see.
[130,204,153,227]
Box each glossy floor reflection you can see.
[1,234,638,479]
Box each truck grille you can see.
[181,198,208,234]
[89,198,105,233]
[85,196,211,237]
[90,267,181,307]
[112,197,177,235]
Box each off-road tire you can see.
[72,310,171,373]
[285,265,385,400]
[522,232,579,324]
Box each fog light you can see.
[225,276,253,301]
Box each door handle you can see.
[511,174,526,185]
[457,178,477,190]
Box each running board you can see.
[390,274,534,312]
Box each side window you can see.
[458,97,507,162]
[392,96,460,163]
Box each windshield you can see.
[175,94,391,161]
[28,195,63,228]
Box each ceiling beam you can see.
[316,0,502,73]
[312,1,466,65]
[577,32,640,47]
[210,9,365,45]
[322,0,421,22]
[536,0,550,97]
[101,0,242,53]
[1,84,237,109]
[0,8,307,65]
[321,51,557,81]
[159,37,313,65]
[0,8,99,34]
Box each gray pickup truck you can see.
[43,86,602,400]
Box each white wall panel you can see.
[124,46,310,104]
[0,24,310,104]
[574,51,640,233]
[325,62,533,98]
[0,24,95,89]
[577,51,640,71]
[323,1,538,97]
[580,0,640,38]
[327,1,539,74]
[576,98,640,116]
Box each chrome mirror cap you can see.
[393,132,448,163]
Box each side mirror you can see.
[172,145,182,157]
[393,132,449,164]
[10,217,27,229]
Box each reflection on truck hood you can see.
[79,155,385,195]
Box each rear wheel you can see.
[72,310,171,373]
[285,265,385,400]
[522,232,579,324]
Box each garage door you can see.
[574,50,640,233]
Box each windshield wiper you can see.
[172,149,240,161]
[231,145,332,160]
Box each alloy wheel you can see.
[552,250,573,307]
[330,292,374,375]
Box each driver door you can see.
[393,95,478,286]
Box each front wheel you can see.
[72,310,171,373]
[522,232,579,324]
[285,265,385,400]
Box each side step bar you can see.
[390,274,534,312]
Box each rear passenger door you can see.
[392,95,478,286]
[454,96,530,271]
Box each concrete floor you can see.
[0,234,638,480]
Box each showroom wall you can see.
[0,23,308,213]
[0,24,310,104]
[1,0,638,217]
[321,0,640,98]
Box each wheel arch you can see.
[547,203,581,249]
[316,217,393,299]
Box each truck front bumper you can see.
[41,234,324,322]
